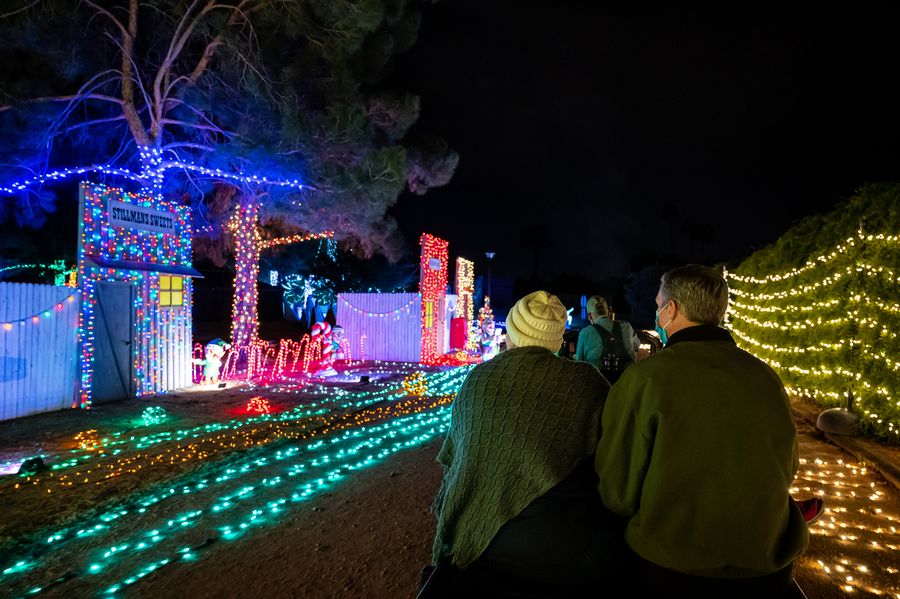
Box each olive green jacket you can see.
[595,325,808,577]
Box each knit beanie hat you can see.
[505,290,567,352]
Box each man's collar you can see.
[665,324,735,348]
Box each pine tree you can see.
[0,0,458,343]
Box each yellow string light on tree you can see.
[725,201,900,441]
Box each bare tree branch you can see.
[153,1,258,141]
[55,115,129,135]
[182,1,253,88]
[153,1,210,135]
[159,118,233,136]
[115,0,149,147]
[0,93,124,112]
[0,0,41,20]
[1,65,124,112]
[80,0,129,38]
[162,142,216,153]
[188,36,224,84]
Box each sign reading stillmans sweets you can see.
[108,199,176,234]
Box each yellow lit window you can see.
[424,300,433,329]
[159,275,184,307]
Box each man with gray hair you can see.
[594,264,809,597]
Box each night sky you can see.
[388,3,900,283]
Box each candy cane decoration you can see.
[308,321,335,374]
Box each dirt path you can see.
[130,438,444,599]
[132,422,900,599]
[0,374,898,598]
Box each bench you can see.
[417,560,810,599]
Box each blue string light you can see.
[0,147,306,197]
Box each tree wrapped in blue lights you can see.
[0,1,458,344]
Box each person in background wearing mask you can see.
[574,295,640,371]
[594,264,810,597]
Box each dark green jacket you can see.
[433,346,610,568]
[595,325,808,577]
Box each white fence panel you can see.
[0,283,81,420]
[337,293,421,362]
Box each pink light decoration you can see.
[191,343,204,384]
[220,340,271,380]
[220,334,344,382]
[358,332,368,362]
[271,338,303,379]
[338,337,352,363]
[301,336,323,373]
[246,341,275,382]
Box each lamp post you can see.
[485,251,496,298]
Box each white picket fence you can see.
[0,282,81,420]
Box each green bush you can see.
[727,183,900,444]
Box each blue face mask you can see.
[654,302,673,346]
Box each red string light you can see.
[419,233,449,364]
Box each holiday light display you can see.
[402,372,428,397]
[3,401,455,596]
[225,334,329,381]
[0,150,306,198]
[228,201,262,347]
[337,295,419,318]
[359,331,368,361]
[1,365,897,598]
[455,257,474,324]
[0,293,78,330]
[454,257,477,351]
[726,229,900,440]
[228,206,333,347]
[141,407,168,427]
[245,397,272,415]
[8,368,467,493]
[335,292,423,363]
[790,456,900,596]
[259,231,333,250]
[73,430,104,452]
[191,344,205,384]
[419,233,449,363]
[0,367,470,596]
[0,261,76,286]
[308,321,336,375]
[75,183,195,408]
[477,296,494,327]
[332,326,349,362]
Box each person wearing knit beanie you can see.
[504,290,567,353]
[430,289,621,588]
